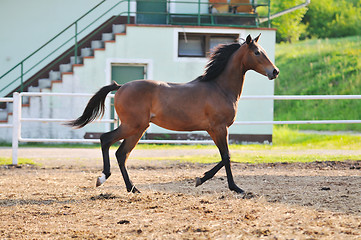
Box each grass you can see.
[134,153,361,165]
[132,126,361,151]
[131,126,361,164]
[274,35,361,131]
[271,126,361,150]
[0,157,36,166]
[4,126,360,151]
[1,126,360,165]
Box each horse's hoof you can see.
[128,185,141,193]
[96,178,102,187]
[195,177,202,187]
[229,185,245,194]
[96,173,107,187]
[242,191,256,199]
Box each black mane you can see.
[199,43,241,82]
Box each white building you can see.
[0,0,275,143]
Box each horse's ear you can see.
[246,34,252,45]
[254,33,261,43]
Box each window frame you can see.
[178,34,206,57]
[178,33,239,58]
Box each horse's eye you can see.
[255,51,260,56]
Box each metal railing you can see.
[4,92,361,165]
[0,0,270,97]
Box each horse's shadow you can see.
[0,198,76,207]
[138,176,230,195]
[137,173,361,215]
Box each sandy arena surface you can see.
[0,147,360,239]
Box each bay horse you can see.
[68,34,279,194]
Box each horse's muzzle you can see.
[267,67,279,80]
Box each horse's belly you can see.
[150,110,208,132]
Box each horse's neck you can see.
[215,49,246,102]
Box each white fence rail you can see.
[236,95,361,125]
[2,92,361,165]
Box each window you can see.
[178,35,205,57]
[178,33,238,57]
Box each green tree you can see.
[270,0,308,43]
[302,0,335,38]
[304,0,361,38]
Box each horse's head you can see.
[243,34,279,80]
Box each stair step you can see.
[49,70,61,81]
[59,64,72,73]
[113,24,125,34]
[91,40,104,49]
[22,96,29,105]
[5,103,14,113]
[6,102,13,113]
[81,48,93,57]
[38,79,52,88]
[28,86,40,92]
[21,86,41,105]
[102,33,114,41]
[0,109,8,121]
[70,56,83,65]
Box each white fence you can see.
[1,92,361,165]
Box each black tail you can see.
[67,82,121,128]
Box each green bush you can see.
[260,0,308,43]
[267,0,361,42]
[303,0,361,39]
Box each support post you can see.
[197,0,201,25]
[74,22,78,64]
[127,0,130,23]
[268,0,271,28]
[12,92,21,165]
[20,62,24,92]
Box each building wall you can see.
[0,0,93,75]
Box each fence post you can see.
[12,92,20,165]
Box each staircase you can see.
[0,22,127,124]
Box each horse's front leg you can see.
[221,150,244,193]
[203,127,244,194]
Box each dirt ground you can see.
[0,147,360,239]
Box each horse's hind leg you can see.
[96,125,134,187]
[115,129,147,193]
[195,161,224,187]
